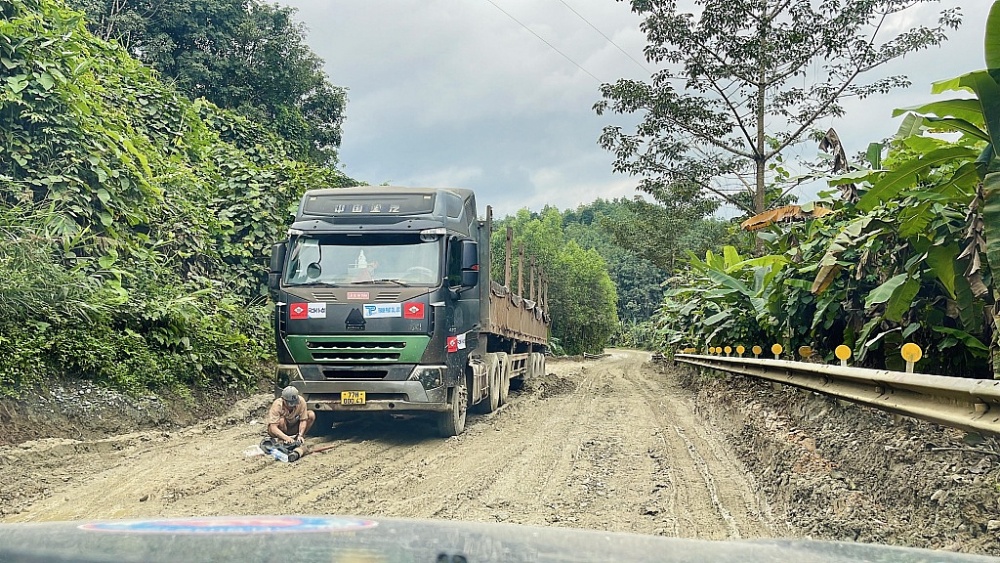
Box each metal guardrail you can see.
[674,354,1000,436]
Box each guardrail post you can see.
[798,346,813,361]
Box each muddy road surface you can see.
[1,350,780,539]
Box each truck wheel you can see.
[528,352,544,379]
[437,381,468,437]
[496,352,511,406]
[474,353,501,413]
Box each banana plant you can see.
[804,2,1000,373]
[650,3,1000,376]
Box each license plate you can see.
[341,391,366,405]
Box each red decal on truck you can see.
[403,302,425,319]
[289,303,308,320]
[446,336,458,353]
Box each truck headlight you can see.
[275,365,303,388]
[408,366,444,389]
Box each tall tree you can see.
[69,0,346,165]
[492,208,618,355]
[595,0,962,216]
[562,199,670,323]
[597,196,731,271]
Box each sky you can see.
[278,0,988,218]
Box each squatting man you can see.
[267,386,315,444]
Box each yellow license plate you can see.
[341,391,366,405]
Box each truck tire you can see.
[474,353,501,414]
[437,380,468,437]
[496,352,511,406]
[528,352,544,379]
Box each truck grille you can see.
[307,341,405,350]
[305,340,406,362]
[312,351,401,361]
[374,291,401,302]
[311,291,339,301]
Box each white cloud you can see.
[398,165,485,189]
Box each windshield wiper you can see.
[349,278,409,287]
[288,281,339,288]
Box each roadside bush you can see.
[0,0,350,395]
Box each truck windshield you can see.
[283,234,441,287]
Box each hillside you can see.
[0,0,353,395]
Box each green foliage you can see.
[644,41,1000,376]
[0,0,353,395]
[627,2,1000,379]
[597,196,734,272]
[552,241,619,355]
[67,0,347,165]
[561,199,669,323]
[492,208,618,355]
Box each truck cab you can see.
[269,187,484,436]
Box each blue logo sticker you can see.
[362,303,402,319]
[79,516,378,535]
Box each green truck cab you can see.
[268,186,549,436]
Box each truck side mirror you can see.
[268,242,287,291]
[459,239,479,290]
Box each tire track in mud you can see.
[623,361,776,539]
[1,350,778,542]
[427,362,609,527]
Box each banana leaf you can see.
[858,146,977,212]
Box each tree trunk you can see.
[754,3,768,215]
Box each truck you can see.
[267,186,550,436]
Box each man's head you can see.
[281,386,300,406]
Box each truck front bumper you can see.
[293,380,451,413]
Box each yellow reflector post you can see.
[798,346,813,360]
[724,346,732,355]
[835,345,851,366]
[901,342,923,373]
[752,345,762,357]
[771,343,783,359]
[736,345,745,356]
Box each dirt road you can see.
[0,350,780,539]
